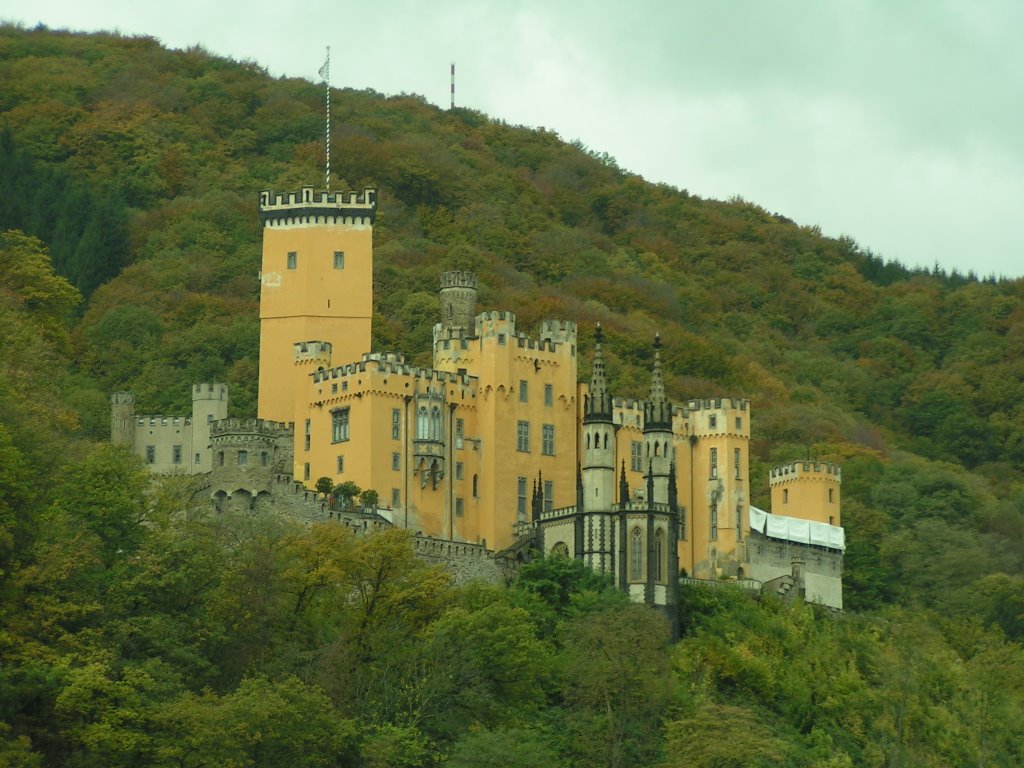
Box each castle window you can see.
[516,420,530,452]
[736,417,742,430]
[392,488,400,508]
[710,502,718,540]
[710,448,718,479]
[392,409,401,439]
[517,476,527,520]
[218,451,224,467]
[542,424,555,456]
[146,445,155,464]
[287,251,297,269]
[630,527,644,581]
[654,528,665,583]
[332,408,350,443]
[304,418,311,451]
[631,441,642,472]
[828,488,835,503]
[417,407,428,439]
[261,452,268,467]
[679,507,686,541]
[195,453,201,465]
[544,384,553,407]
[709,415,717,429]
[334,251,345,269]
[783,489,789,504]
[498,333,506,345]
[551,542,569,558]
[543,480,554,512]
[392,452,401,471]
[207,414,213,423]
[431,407,442,440]
[734,448,741,480]
[337,456,344,473]
[172,445,182,464]
[455,418,464,449]
[304,463,310,481]
[456,461,464,480]
[519,380,528,403]
[737,504,742,537]
[238,450,248,466]
[455,497,464,517]
[332,383,338,394]
[473,474,478,497]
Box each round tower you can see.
[192,383,229,473]
[769,461,842,526]
[110,392,135,447]
[439,271,477,333]
[582,324,615,510]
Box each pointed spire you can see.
[620,460,630,505]
[576,463,584,512]
[644,332,672,431]
[584,323,612,423]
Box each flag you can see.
[318,60,328,79]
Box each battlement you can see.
[440,271,478,290]
[192,382,227,401]
[538,319,578,345]
[312,355,474,387]
[686,397,750,413]
[210,418,294,438]
[258,186,377,226]
[769,462,842,484]
[135,416,192,428]
[294,341,333,363]
[111,392,135,406]
[475,310,516,333]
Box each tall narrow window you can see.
[287,251,297,269]
[417,406,428,439]
[519,380,528,403]
[710,502,718,540]
[654,528,665,582]
[783,489,789,504]
[172,445,182,464]
[544,384,553,406]
[455,498,464,517]
[517,476,527,520]
[631,441,643,471]
[455,418,464,449]
[332,408,350,442]
[709,415,717,429]
[456,461,464,480]
[516,421,530,452]
[734,447,741,479]
[238,450,248,466]
[473,474,479,497]
[542,424,555,456]
[392,408,401,439]
[392,452,401,471]
[543,480,554,512]
[333,251,345,269]
[736,503,742,537]
[146,445,155,464]
[710,447,718,479]
[630,527,644,581]
[337,456,344,473]
[303,463,310,481]
[430,407,441,440]
[392,488,400,508]
[304,418,311,451]
[828,488,835,503]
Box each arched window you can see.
[586,433,591,449]
[630,527,644,581]
[417,406,429,439]
[654,528,665,583]
[430,406,441,440]
[551,542,569,558]
[603,433,608,449]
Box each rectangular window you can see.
[392,408,401,439]
[261,452,268,467]
[498,333,506,345]
[331,383,338,394]
[392,488,401,508]
[710,447,718,479]
[455,418,464,449]
[455,497,464,517]
[516,420,530,452]
[710,502,718,540]
[238,450,248,466]
[735,416,742,430]
[172,445,182,464]
[709,415,717,429]
[544,384,553,407]
[287,251,297,269]
[473,474,479,497]
[456,461,464,480]
[304,418,311,450]
[543,480,554,512]
[195,452,201,465]
[734,448,741,480]
[519,380,528,403]
[337,455,344,473]
[332,408,350,443]
[517,476,527,520]
[542,424,555,456]
[217,451,224,467]
[146,445,155,464]
[783,488,789,504]
[828,488,835,503]
[392,452,401,471]
[333,250,345,269]
[630,441,643,472]
[304,463,310,481]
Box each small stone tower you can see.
[191,383,229,473]
[110,392,135,447]
[439,271,477,335]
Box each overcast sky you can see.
[5,0,1022,278]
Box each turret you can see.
[191,382,228,473]
[769,461,842,526]
[111,392,135,447]
[582,324,615,511]
[643,334,673,504]
[438,271,477,335]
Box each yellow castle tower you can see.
[257,186,377,423]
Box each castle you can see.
[113,184,845,620]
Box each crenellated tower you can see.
[770,461,842,526]
[110,392,135,447]
[257,186,377,423]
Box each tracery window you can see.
[630,527,644,581]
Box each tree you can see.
[314,476,333,496]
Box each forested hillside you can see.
[1,25,1023,766]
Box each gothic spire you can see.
[584,323,612,423]
[644,333,672,431]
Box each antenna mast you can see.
[320,46,331,190]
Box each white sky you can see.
[4,0,1023,278]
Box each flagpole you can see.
[322,46,330,191]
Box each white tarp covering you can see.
[749,505,845,551]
